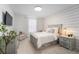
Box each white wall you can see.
[14,14,28,34]
[44,5,79,50]
[37,18,45,31]
[14,14,45,34]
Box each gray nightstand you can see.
[59,36,76,50]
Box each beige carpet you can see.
[17,38,79,54]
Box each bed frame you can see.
[30,24,62,49]
[30,34,38,48]
[30,34,57,50]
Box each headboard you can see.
[48,24,62,35]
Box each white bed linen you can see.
[31,32,57,48]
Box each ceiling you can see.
[9,4,74,18]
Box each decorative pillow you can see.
[45,28,55,33]
[45,28,58,34]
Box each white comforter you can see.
[31,32,57,48]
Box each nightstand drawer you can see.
[59,37,64,41]
[59,40,64,46]
[59,36,75,50]
[64,38,70,44]
[64,41,70,49]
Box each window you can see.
[28,19,37,33]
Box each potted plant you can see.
[0,23,17,54]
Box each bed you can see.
[30,24,62,49]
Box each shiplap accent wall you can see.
[44,5,79,50]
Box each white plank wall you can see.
[44,5,79,50]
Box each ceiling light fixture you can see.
[34,6,42,11]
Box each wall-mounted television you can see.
[3,11,13,26]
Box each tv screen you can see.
[3,11,13,26]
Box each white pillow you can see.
[45,28,58,34]
[45,28,55,33]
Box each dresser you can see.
[59,36,76,50]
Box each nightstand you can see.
[59,36,76,50]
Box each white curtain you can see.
[28,19,37,33]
